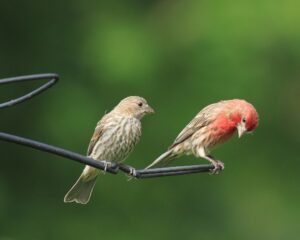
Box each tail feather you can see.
[64,174,98,204]
[145,150,176,169]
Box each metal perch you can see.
[0,73,216,179]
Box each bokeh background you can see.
[0,0,299,239]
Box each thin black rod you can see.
[0,131,213,177]
[0,132,118,174]
[117,161,213,178]
[138,164,213,174]
[136,168,212,178]
[0,73,59,109]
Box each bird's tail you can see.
[64,167,99,204]
[145,149,177,169]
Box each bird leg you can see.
[128,167,137,177]
[127,168,137,181]
[118,164,137,180]
[197,148,224,174]
[100,160,113,173]
[206,155,224,174]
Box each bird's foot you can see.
[126,167,138,181]
[209,160,224,175]
[129,167,137,177]
[101,160,113,173]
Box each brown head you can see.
[226,99,259,138]
[113,96,154,119]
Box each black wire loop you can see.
[0,73,215,178]
[0,73,59,109]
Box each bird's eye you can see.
[138,102,143,107]
[242,117,246,123]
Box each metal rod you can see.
[0,73,59,109]
[118,163,213,178]
[135,165,213,178]
[0,131,213,177]
[136,168,211,178]
[0,132,118,174]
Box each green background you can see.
[0,0,299,239]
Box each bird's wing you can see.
[145,116,210,169]
[168,117,210,149]
[169,103,220,149]
[146,115,212,169]
[87,115,109,156]
[146,102,223,169]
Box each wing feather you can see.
[87,114,110,156]
[169,102,222,149]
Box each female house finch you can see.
[146,99,258,173]
[64,96,154,204]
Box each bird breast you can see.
[91,117,141,163]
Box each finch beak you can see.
[146,105,155,114]
[237,123,247,138]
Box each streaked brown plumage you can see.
[146,99,259,173]
[64,96,154,204]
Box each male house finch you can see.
[64,96,154,204]
[146,99,258,173]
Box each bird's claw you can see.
[101,160,113,173]
[209,160,224,175]
[126,167,137,181]
[129,167,137,177]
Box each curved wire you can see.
[119,163,213,179]
[0,73,215,178]
[0,132,119,174]
[0,73,59,109]
[0,131,213,177]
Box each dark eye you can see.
[242,117,246,123]
[138,102,143,107]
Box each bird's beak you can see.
[237,122,247,138]
[146,105,155,114]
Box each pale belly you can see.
[90,118,141,163]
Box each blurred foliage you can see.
[0,0,300,239]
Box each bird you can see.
[146,99,258,173]
[64,96,154,204]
